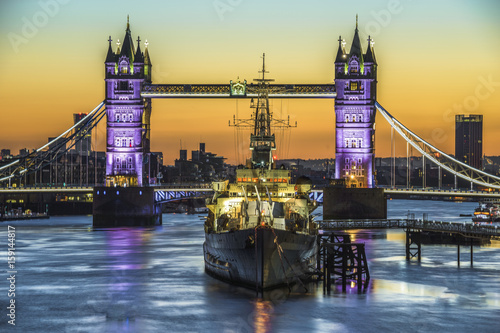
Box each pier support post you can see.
[457,243,460,267]
[406,229,421,261]
[342,243,347,292]
[321,234,370,294]
[470,238,473,267]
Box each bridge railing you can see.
[407,219,500,238]
[318,219,407,230]
[318,219,500,238]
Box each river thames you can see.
[1,199,499,332]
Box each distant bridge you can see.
[2,186,500,203]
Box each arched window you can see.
[120,61,128,74]
[116,114,120,122]
[345,139,349,148]
[115,138,120,147]
[345,114,350,122]
[128,113,133,122]
[350,60,358,73]
[122,114,127,122]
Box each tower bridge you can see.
[2,17,500,222]
[102,16,374,190]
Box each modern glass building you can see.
[455,114,483,169]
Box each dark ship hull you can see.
[204,227,317,290]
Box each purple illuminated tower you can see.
[104,17,152,187]
[334,18,377,188]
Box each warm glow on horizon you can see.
[1,0,499,165]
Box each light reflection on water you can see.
[2,200,500,332]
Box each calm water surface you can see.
[1,200,499,332]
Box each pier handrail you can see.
[318,219,500,239]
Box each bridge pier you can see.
[93,186,162,227]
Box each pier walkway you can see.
[318,219,500,240]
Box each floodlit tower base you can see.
[92,186,162,227]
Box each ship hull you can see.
[204,228,317,290]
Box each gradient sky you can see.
[1,0,499,165]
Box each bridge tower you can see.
[334,17,377,188]
[104,16,152,187]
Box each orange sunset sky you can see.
[0,0,499,165]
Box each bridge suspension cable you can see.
[0,101,106,184]
[376,102,500,189]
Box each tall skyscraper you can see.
[455,114,483,169]
[334,17,378,188]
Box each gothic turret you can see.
[134,37,144,63]
[364,36,377,65]
[105,37,116,63]
[335,36,346,63]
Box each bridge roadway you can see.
[2,185,499,238]
[318,219,500,240]
[1,186,500,202]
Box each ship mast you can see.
[230,54,296,170]
[250,53,276,170]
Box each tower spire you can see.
[134,36,144,63]
[365,35,377,64]
[349,15,363,60]
[335,35,346,63]
[105,36,116,63]
[127,15,130,31]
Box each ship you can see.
[473,201,500,223]
[203,55,318,291]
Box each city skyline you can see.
[1,0,499,165]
